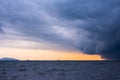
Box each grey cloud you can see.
[0,23,4,34]
[0,28,4,34]
[54,0,120,59]
[0,0,120,59]
[0,0,76,50]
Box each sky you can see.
[0,0,120,60]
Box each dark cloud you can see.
[0,28,3,34]
[0,0,120,59]
[54,0,120,59]
[0,23,4,34]
[0,0,76,50]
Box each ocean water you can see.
[0,61,120,80]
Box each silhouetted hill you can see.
[0,57,19,61]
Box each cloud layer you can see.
[0,0,120,59]
[54,0,120,59]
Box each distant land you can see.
[0,57,19,61]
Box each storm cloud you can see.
[54,0,120,59]
[0,0,120,59]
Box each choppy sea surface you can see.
[0,61,120,80]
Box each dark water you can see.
[0,61,120,80]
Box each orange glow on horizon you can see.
[0,47,105,60]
